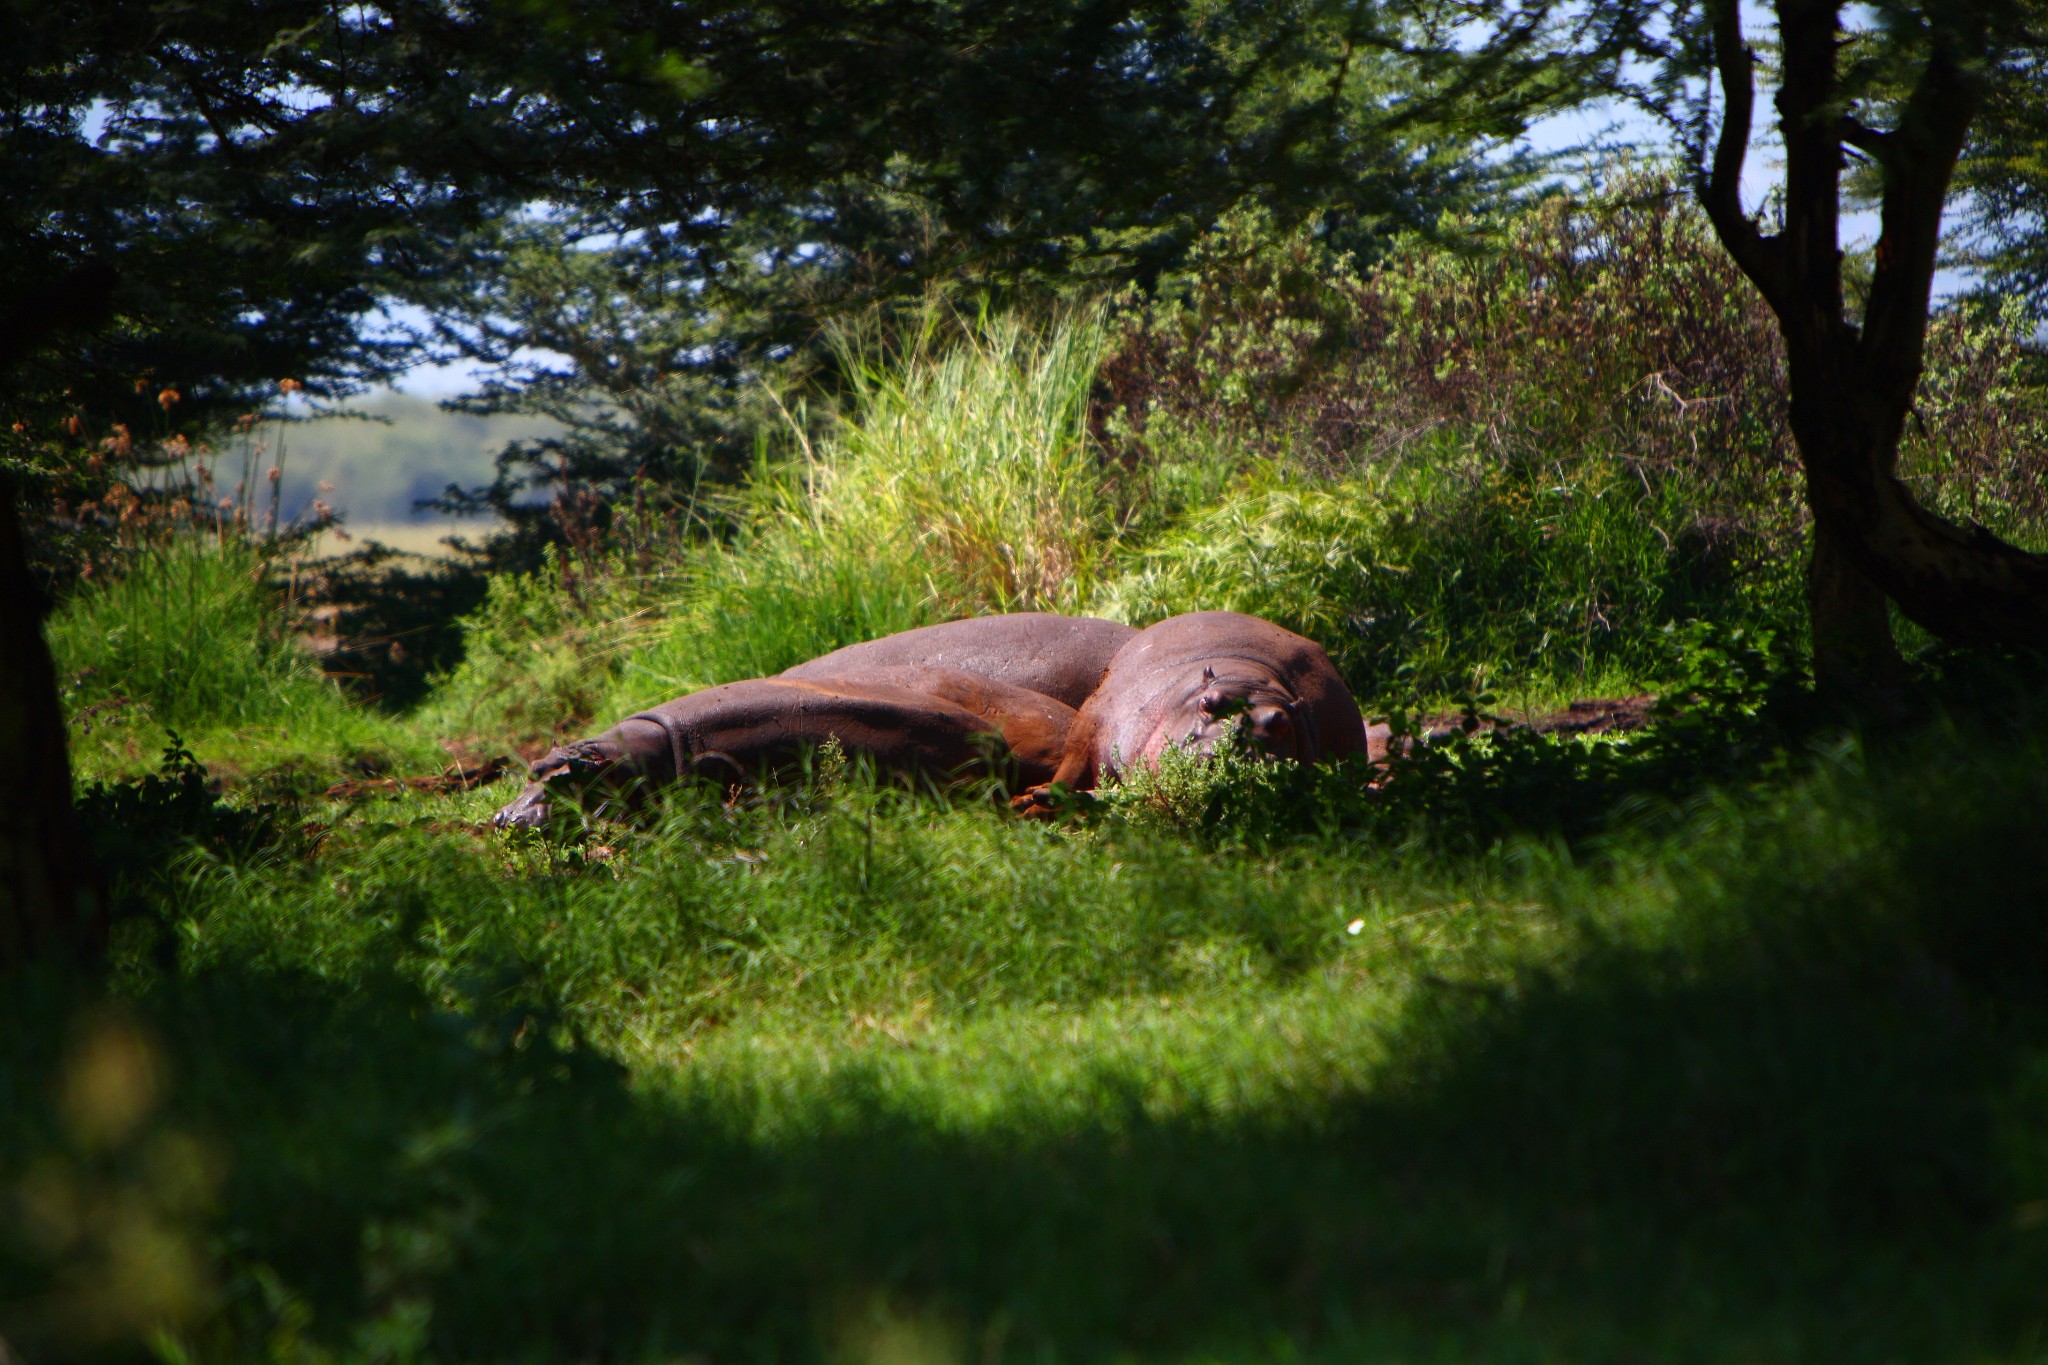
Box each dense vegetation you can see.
[9,170,2048,1360]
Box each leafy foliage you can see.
[75,734,282,913]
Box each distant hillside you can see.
[261,392,560,527]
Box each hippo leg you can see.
[492,780,558,829]
[489,729,652,830]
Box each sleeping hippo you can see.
[493,666,1076,828]
[1015,611,1366,814]
[780,613,1138,709]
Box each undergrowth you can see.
[23,177,2048,1363]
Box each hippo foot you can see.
[492,781,556,830]
[1011,781,1095,821]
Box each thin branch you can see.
[1692,0,1785,306]
[1838,114,1897,170]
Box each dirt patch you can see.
[325,757,510,800]
[1523,694,1658,736]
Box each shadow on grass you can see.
[13,710,2048,1362]
[7,905,2046,1364]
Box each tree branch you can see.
[1693,0,1786,308]
[1838,114,1897,170]
[1860,33,1984,390]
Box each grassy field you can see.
[15,198,2048,1361]
[14,707,2048,1362]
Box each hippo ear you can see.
[1202,665,1216,683]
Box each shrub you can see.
[420,544,664,740]
[1095,458,1751,702]
[1096,177,2048,696]
[1901,295,2048,543]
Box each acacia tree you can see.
[1686,0,2048,689]
[1395,0,2046,690]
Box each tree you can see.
[0,273,114,969]
[1409,0,2048,692]
[1953,10,2048,324]
[1686,0,2048,689]
[416,0,1554,541]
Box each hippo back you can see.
[780,613,1136,709]
[804,665,1075,785]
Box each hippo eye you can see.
[1198,692,1248,721]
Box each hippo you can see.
[493,667,1076,828]
[780,613,1138,710]
[1015,611,1367,813]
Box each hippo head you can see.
[1133,664,1306,769]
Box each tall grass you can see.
[49,537,304,731]
[614,309,1117,707]
[823,309,1116,612]
[48,536,436,776]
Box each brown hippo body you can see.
[1020,611,1366,810]
[780,613,1138,710]
[493,668,1075,828]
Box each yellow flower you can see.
[157,387,181,409]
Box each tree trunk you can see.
[0,475,104,966]
[1787,326,2048,655]
[1808,519,1905,702]
[0,259,120,968]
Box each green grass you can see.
[25,264,2048,1363]
[48,536,439,783]
[612,310,1116,711]
[11,708,2048,1362]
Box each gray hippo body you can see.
[1018,611,1366,811]
[780,613,1137,710]
[494,666,1076,828]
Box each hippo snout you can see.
[1245,703,1296,757]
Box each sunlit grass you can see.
[14,712,2048,1361]
[49,536,438,781]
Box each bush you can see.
[1096,178,2048,699]
[1095,459,1748,703]
[420,544,665,740]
